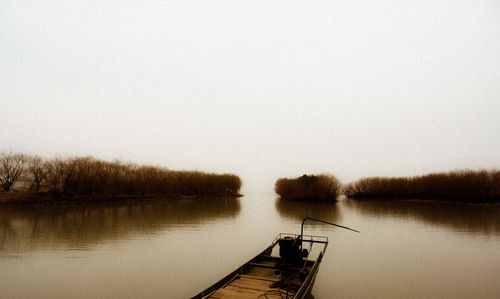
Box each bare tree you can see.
[0,153,26,191]
[45,158,77,193]
[28,156,49,191]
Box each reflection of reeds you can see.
[342,199,500,235]
[3,154,241,200]
[0,197,241,251]
[275,174,341,201]
[343,170,500,202]
[275,198,340,222]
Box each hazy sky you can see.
[1,1,500,191]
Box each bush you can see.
[275,174,341,201]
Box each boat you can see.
[192,217,359,299]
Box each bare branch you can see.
[0,153,26,191]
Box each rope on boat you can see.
[258,289,294,299]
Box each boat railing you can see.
[273,233,329,254]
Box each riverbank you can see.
[344,196,500,206]
[343,169,500,203]
[0,191,243,206]
[1,153,242,205]
[345,195,500,203]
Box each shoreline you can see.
[344,195,500,205]
[0,191,243,207]
[277,196,338,202]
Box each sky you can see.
[1,1,500,192]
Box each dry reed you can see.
[343,170,500,202]
[1,153,241,199]
[275,174,341,201]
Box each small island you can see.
[0,153,242,205]
[275,174,341,201]
[343,170,500,203]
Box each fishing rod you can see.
[300,217,360,247]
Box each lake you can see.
[1,193,499,298]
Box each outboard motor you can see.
[278,236,306,265]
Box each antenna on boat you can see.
[300,217,360,246]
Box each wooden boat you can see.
[192,218,359,299]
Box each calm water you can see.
[1,193,499,298]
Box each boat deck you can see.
[207,274,287,298]
[206,256,310,299]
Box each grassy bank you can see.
[343,170,500,202]
[0,153,242,205]
[275,174,341,201]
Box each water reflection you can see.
[342,199,500,235]
[275,198,340,223]
[0,197,240,252]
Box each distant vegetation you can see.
[0,152,241,204]
[275,174,341,201]
[343,170,500,202]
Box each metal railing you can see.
[272,233,329,255]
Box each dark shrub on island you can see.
[275,174,341,201]
[343,170,500,202]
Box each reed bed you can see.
[275,174,341,201]
[343,170,500,202]
[0,153,241,201]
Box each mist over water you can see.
[1,194,498,298]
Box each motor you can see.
[278,236,308,265]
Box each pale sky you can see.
[1,1,500,191]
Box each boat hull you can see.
[192,234,328,299]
